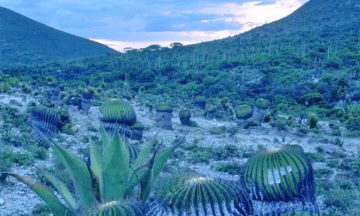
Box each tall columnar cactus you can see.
[4,126,185,216]
[100,99,137,137]
[179,109,191,125]
[155,103,173,130]
[31,106,60,148]
[147,174,253,216]
[241,146,318,215]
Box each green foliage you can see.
[179,109,191,125]
[244,117,261,129]
[299,92,325,106]
[211,162,242,175]
[308,112,318,128]
[156,103,173,113]
[61,123,76,135]
[209,126,223,135]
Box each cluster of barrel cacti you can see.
[14,98,320,216]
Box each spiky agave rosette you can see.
[4,125,185,216]
[146,174,253,216]
[240,145,319,215]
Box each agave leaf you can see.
[87,164,102,203]
[89,137,102,193]
[51,143,96,208]
[124,166,151,197]
[100,125,110,149]
[140,168,154,201]
[6,173,71,216]
[36,167,77,212]
[131,131,159,170]
[152,137,185,182]
[102,129,129,201]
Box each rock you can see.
[0,197,5,206]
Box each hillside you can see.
[0,6,116,68]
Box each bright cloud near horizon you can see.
[0,0,308,51]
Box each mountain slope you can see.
[0,6,116,68]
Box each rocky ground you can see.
[0,93,359,215]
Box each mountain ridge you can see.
[0,6,117,68]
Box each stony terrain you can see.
[0,93,359,216]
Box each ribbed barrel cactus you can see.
[4,126,185,216]
[100,99,137,137]
[83,201,146,216]
[31,106,60,148]
[241,146,318,215]
[235,105,252,120]
[147,174,253,216]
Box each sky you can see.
[0,0,309,51]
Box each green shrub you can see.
[179,109,191,125]
[209,126,223,135]
[211,162,242,174]
[13,153,34,166]
[308,112,318,128]
[61,123,76,135]
[244,117,261,129]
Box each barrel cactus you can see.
[235,105,252,120]
[83,201,146,216]
[31,106,60,148]
[4,126,185,216]
[100,99,137,137]
[155,103,173,130]
[147,174,253,216]
[179,109,191,125]
[241,146,318,215]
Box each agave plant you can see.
[147,173,253,216]
[241,146,318,215]
[4,126,185,216]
